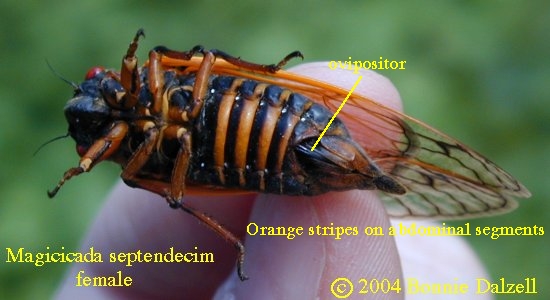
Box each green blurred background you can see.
[1,1,548,298]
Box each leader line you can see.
[310,75,363,151]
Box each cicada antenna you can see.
[45,59,80,90]
[33,133,70,157]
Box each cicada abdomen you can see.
[181,75,405,196]
[48,29,530,281]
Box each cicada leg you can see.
[48,122,129,197]
[176,202,248,281]
[117,123,190,200]
[103,29,145,110]
[160,126,192,203]
[119,122,189,203]
[208,49,304,72]
[149,47,215,119]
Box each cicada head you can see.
[64,67,112,157]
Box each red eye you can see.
[85,66,105,80]
[76,144,88,157]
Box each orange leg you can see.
[178,203,248,281]
[120,29,144,109]
[208,48,304,72]
[155,44,302,73]
[48,122,129,197]
[120,121,160,189]
[103,29,145,110]
[148,47,215,119]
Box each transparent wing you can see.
[165,57,531,219]
[297,77,529,219]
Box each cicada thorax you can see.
[134,68,405,196]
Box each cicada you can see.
[48,29,530,281]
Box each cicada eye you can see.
[85,66,105,80]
